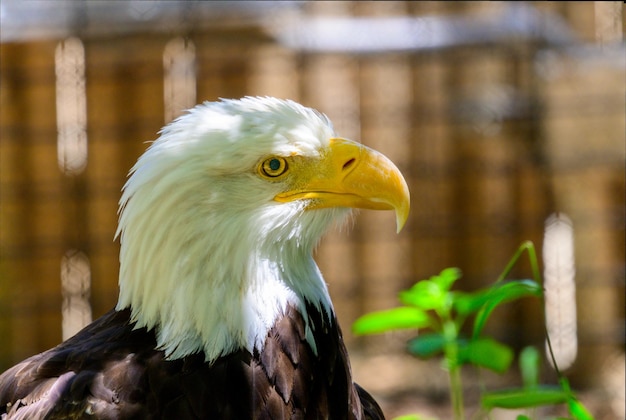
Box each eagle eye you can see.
[259,157,288,178]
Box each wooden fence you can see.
[1,1,624,412]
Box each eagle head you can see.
[115,97,410,361]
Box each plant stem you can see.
[449,361,465,420]
[443,320,465,420]
[495,241,540,285]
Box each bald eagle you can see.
[0,97,409,419]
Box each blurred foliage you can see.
[353,242,593,420]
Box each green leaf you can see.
[399,268,462,312]
[433,267,462,291]
[567,397,594,420]
[458,338,513,373]
[399,280,446,311]
[472,279,542,338]
[352,307,431,335]
[453,289,492,316]
[519,346,540,389]
[481,386,569,409]
[557,377,594,420]
[393,416,420,420]
[393,415,439,420]
[456,279,542,319]
[407,332,446,358]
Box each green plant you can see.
[352,241,593,420]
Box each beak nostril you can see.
[342,158,356,171]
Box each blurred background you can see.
[1,1,624,418]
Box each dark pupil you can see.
[269,159,281,171]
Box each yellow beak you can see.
[274,138,410,232]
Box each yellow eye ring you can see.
[259,157,288,178]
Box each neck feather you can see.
[116,193,349,362]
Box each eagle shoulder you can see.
[0,309,154,419]
[0,305,383,419]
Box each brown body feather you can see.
[0,304,383,420]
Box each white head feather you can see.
[115,97,351,361]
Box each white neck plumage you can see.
[116,180,349,362]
